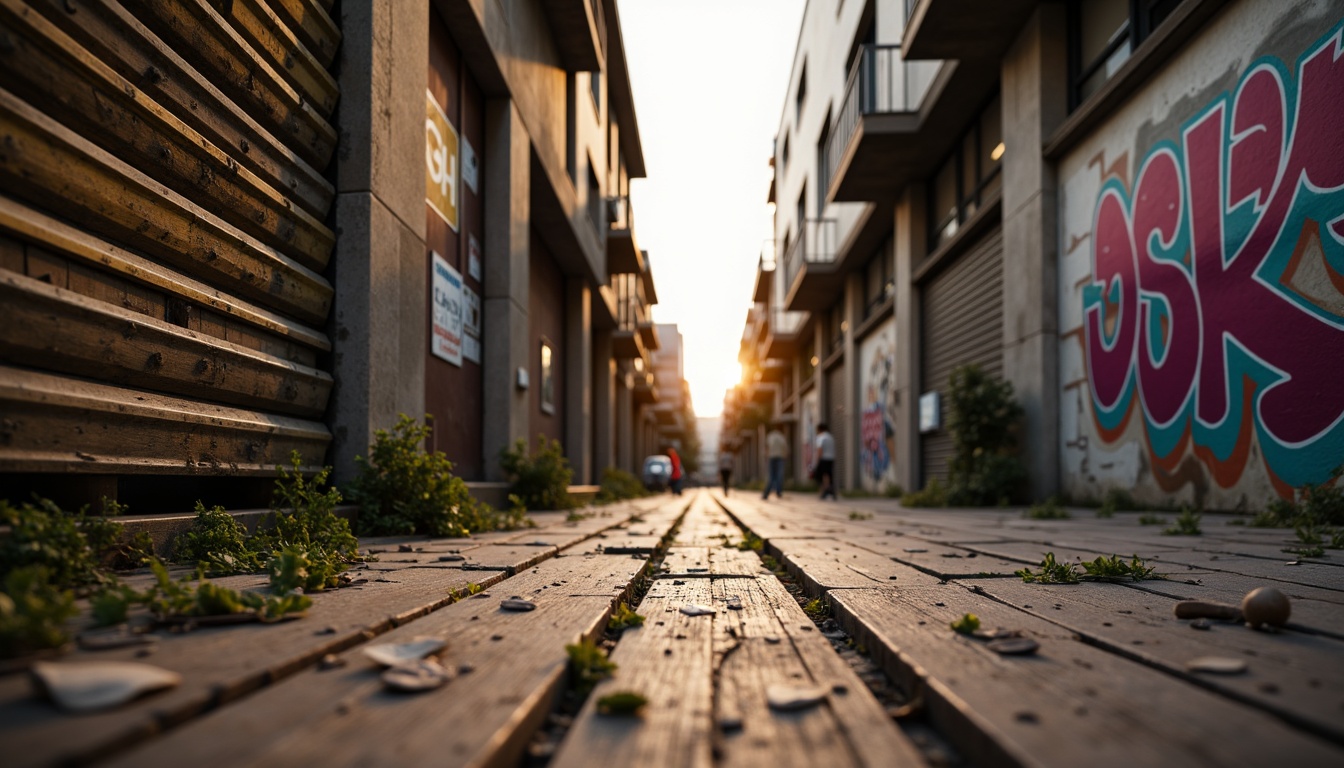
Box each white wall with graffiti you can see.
[1058,0,1344,510]
[800,387,819,482]
[858,320,899,493]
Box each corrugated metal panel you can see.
[920,228,1004,486]
[826,363,847,489]
[0,0,340,501]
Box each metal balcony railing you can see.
[826,44,934,197]
[771,306,804,338]
[612,272,648,332]
[782,218,838,295]
[607,194,634,233]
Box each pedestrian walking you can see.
[762,427,787,499]
[718,449,734,495]
[811,423,837,500]
[667,446,684,496]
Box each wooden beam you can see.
[0,88,333,326]
[0,1,335,270]
[202,0,339,116]
[265,0,342,69]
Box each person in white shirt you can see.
[812,423,837,500]
[762,427,788,499]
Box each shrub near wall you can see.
[945,364,1027,506]
[500,436,577,511]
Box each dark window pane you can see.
[980,92,1003,181]
[1080,0,1129,69]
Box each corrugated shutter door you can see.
[826,364,847,489]
[0,1,341,492]
[920,227,1004,486]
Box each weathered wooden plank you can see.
[0,566,512,768]
[265,0,341,68]
[0,273,332,417]
[0,88,334,326]
[958,578,1344,744]
[123,0,337,166]
[0,365,330,475]
[0,231,22,273]
[660,546,764,578]
[23,0,334,218]
[830,586,1344,766]
[749,576,929,768]
[550,578,717,768]
[1128,570,1344,638]
[202,0,339,116]
[0,1,336,271]
[0,197,328,364]
[1143,549,1344,591]
[841,532,1025,578]
[100,555,651,767]
[770,538,945,593]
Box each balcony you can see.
[902,0,1041,61]
[611,273,650,362]
[752,244,775,303]
[762,306,805,360]
[748,381,776,405]
[782,218,841,313]
[632,370,658,405]
[540,0,606,71]
[758,358,790,383]
[606,195,646,276]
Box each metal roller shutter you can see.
[920,227,1004,486]
[0,0,341,504]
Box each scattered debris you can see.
[680,604,716,616]
[1173,600,1242,622]
[986,637,1039,656]
[1241,587,1291,629]
[31,661,181,713]
[949,613,980,635]
[1189,619,1212,631]
[596,691,649,716]
[438,554,466,562]
[1186,656,1248,675]
[76,627,159,651]
[501,597,538,612]
[724,596,744,611]
[766,684,829,711]
[318,654,347,670]
[382,658,453,692]
[362,637,446,667]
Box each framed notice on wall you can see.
[425,90,459,231]
[431,252,463,366]
[463,285,482,364]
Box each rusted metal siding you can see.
[920,228,1004,486]
[0,0,340,494]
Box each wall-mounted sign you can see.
[462,136,479,194]
[467,234,482,282]
[425,90,459,231]
[431,252,463,366]
[919,391,941,434]
[463,285,482,364]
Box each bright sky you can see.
[619,0,806,417]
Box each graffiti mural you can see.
[858,320,898,491]
[1080,20,1344,497]
[800,388,819,479]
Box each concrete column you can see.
[482,98,532,481]
[843,272,865,491]
[565,278,593,483]
[893,185,925,493]
[329,0,428,485]
[593,332,614,475]
[1001,5,1068,499]
[616,366,633,471]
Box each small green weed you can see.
[596,691,648,716]
[1097,488,1134,518]
[501,435,577,511]
[1163,506,1202,536]
[1138,514,1166,526]
[1024,497,1071,520]
[607,602,646,632]
[735,534,764,552]
[949,613,980,634]
[848,511,874,521]
[566,639,617,697]
[595,468,648,504]
[0,497,138,591]
[1016,552,1080,584]
[0,566,77,657]
[1077,554,1158,582]
[173,502,264,576]
[251,453,358,591]
[803,598,828,620]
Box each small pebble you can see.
[766,684,828,711]
[382,659,453,692]
[664,649,672,656]
[458,663,475,675]
[318,654,346,670]
[438,555,466,562]
[725,596,744,611]
[680,604,715,616]
[719,715,744,731]
[765,636,781,644]
[500,598,537,612]
[491,634,504,641]
[1015,711,1040,724]
[1190,619,1211,630]
[398,544,414,552]
[316,626,337,636]
[987,638,1039,656]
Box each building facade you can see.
[727,0,1344,510]
[0,0,673,511]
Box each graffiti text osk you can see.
[426,90,459,231]
[1084,25,1344,491]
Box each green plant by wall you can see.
[174,502,265,576]
[1025,497,1071,520]
[595,467,648,504]
[0,497,129,591]
[945,364,1027,506]
[349,415,526,536]
[249,453,358,590]
[1163,506,1203,536]
[901,478,947,508]
[1097,488,1134,518]
[500,435,577,511]
[0,566,77,658]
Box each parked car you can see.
[642,455,673,491]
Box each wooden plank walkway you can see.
[7,489,1344,766]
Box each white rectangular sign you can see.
[431,252,463,366]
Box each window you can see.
[928,92,1002,251]
[780,133,790,170]
[796,188,806,233]
[1069,0,1182,108]
[540,338,556,414]
[864,235,894,317]
[589,71,601,114]
[795,61,807,121]
[816,118,831,214]
[587,162,602,234]
[828,301,845,356]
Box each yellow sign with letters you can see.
[425,90,459,231]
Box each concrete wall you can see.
[1056,0,1344,509]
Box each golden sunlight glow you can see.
[991,142,1005,161]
